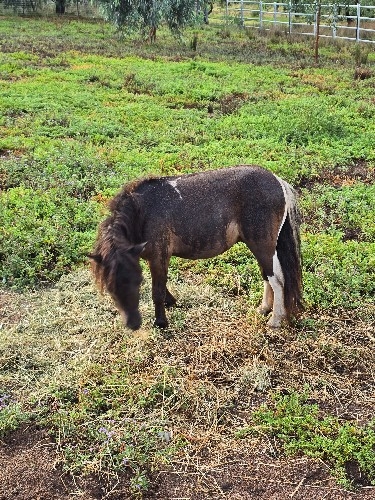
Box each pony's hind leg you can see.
[266,251,286,328]
[165,288,177,308]
[248,243,286,328]
[257,281,273,316]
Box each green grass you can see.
[301,183,375,241]
[0,15,374,496]
[237,391,375,488]
[0,401,29,437]
[41,360,186,493]
[1,39,374,292]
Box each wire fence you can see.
[223,1,375,43]
[0,0,99,17]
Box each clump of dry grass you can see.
[0,271,123,399]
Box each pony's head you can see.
[89,242,147,330]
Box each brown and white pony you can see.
[89,165,302,330]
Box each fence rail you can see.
[224,1,375,43]
[0,0,99,17]
[1,0,374,44]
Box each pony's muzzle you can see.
[125,311,142,331]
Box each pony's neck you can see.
[111,193,142,247]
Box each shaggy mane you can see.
[90,178,148,293]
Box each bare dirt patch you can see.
[150,447,375,499]
[296,161,375,190]
[1,425,375,499]
[218,92,250,115]
[0,425,74,500]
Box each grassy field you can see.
[0,16,375,498]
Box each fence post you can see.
[356,1,361,42]
[313,0,317,37]
[288,0,292,34]
[240,0,244,27]
[260,1,263,29]
[315,1,321,62]
[273,1,277,26]
[332,3,337,39]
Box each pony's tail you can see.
[277,181,303,318]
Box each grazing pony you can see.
[89,165,302,330]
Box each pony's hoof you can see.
[154,319,168,329]
[266,316,283,329]
[257,305,272,316]
[165,298,177,308]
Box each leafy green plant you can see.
[353,44,369,67]
[238,391,375,488]
[0,187,101,288]
[301,183,375,241]
[40,362,187,489]
[0,398,30,437]
[302,233,375,309]
[171,242,260,297]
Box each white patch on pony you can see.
[168,179,183,200]
[267,251,286,328]
[275,174,288,237]
[225,220,240,247]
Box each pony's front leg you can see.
[149,260,169,328]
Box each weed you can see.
[190,32,199,51]
[302,233,375,309]
[0,400,30,437]
[238,391,375,488]
[0,186,101,288]
[353,43,370,67]
[300,183,375,241]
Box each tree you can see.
[289,0,342,62]
[96,0,205,40]
[55,0,67,14]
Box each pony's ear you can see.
[87,253,103,264]
[128,242,147,257]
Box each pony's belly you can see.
[176,248,228,260]
[172,238,236,260]
[173,246,229,260]
[171,221,241,260]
